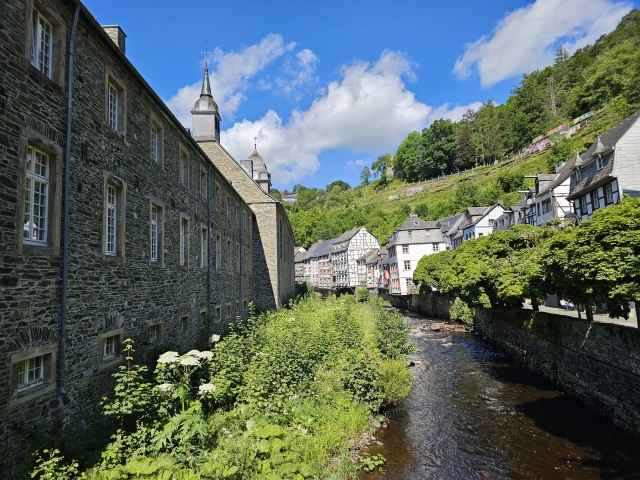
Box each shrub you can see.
[355,286,369,302]
[450,297,474,325]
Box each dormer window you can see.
[595,155,603,171]
[576,168,582,182]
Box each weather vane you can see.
[200,40,210,70]
[253,136,258,149]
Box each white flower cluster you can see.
[210,334,221,343]
[198,383,217,395]
[157,351,179,364]
[180,356,200,366]
[157,383,172,392]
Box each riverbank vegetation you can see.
[413,196,640,321]
[30,295,413,479]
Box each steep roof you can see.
[191,65,220,114]
[247,147,268,174]
[538,157,576,195]
[398,215,440,231]
[311,238,337,258]
[334,226,361,244]
[576,110,640,166]
[568,150,615,200]
[466,207,490,216]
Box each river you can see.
[361,312,640,479]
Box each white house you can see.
[461,203,506,242]
[567,110,640,222]
[330,227,380,289]
[387,215,447,295]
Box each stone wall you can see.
[474,308,640,435]
[0,0,253,456]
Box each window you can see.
[576,168,582,182]
[542,199,552,214]
[150,119,163,165]
[227,305,231,317]
[406,278,412,287]
[236,201,240,224]
[579,195,587,214]
[536,203,541,216]
[10,344,56,405]
[17,356,44,393]
[103,334,120,361]
[200,310,207,325]
[596,155,603,171]
[404,260,411,271]
[605,183,613,204]
[216,234,221,270]
[180,151,188,186]
[105,185,117,256]
[227,239,232,272]
[24,146,49,245]
[236,243,240,272]
[201,227,207,269]
[31,10,52,78]
[215,183,220,211]
[407,230,412,237]
[200,169,207,199]
[402,245,409,254]
[180,218,189,266]
[150,204,163,263]
[478,233,483,237]
[236,302,239,315]
[180,315,188,332]
[433,243,439,253]
[108,83,118,130]
[488,219,494,226]
[149,324,162,342]
[226,196,230,218]
[592,190,600,209]
[215,306,221,321]
[244,300,247,311]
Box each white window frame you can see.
[592,190,600,210]
[402,244,409,254]
[605,183,613,204]
[108,83,118,131]
[180,218,188,266]
[103,335,117,360]
[404,260,411,271]
[31,10,52,78]
[151,124,159,163]
[433,243,439,253]
[105,184,117,256]
[149,324,162,342]
[595,155,603,171]
[17,355,44,393]
[151,205,159,262]
[23,146,49,245]
[201,227,207,269]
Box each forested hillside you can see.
[283,10,640,248]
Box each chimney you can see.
[102,26,127,55]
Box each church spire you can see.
[200,63,212,97]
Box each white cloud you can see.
[221,50,432,185]
[275,49,319,99]
[165,34,295,125]
[427,102,484,124]
[453,0,632,87]
[345,158,370,171]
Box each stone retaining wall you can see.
[474,308,640,436]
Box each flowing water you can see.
[361,312,640,480]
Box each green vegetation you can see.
[413,197,640,320]
[31,295,413,479]
[284,11,640,248]
[449,298,473,326]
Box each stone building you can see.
[0,0,287,456]
[191,69,295,310]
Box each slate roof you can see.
[398,215,440,231]
[538,157,576,195]
[311,238,337,258]
[467,207,491,216]
[568,150,615,200]
[576,110,640,166]
[334,226,361,243]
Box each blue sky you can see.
[85,0,636,191]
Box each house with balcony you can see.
[313,238,337,290]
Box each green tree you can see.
[414,202,429,219]
[371,155,389,179]
[455,125,476,170]
[421,119,459,176]
[541,196,640,320]
[547,135,575,172]
[473,100,505,163]
[455,182,480,210]
[360,166,371,186]
[270,189,283,201]
[393,131,422,182]
[326,180,351,193]
[496,171,525,193]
